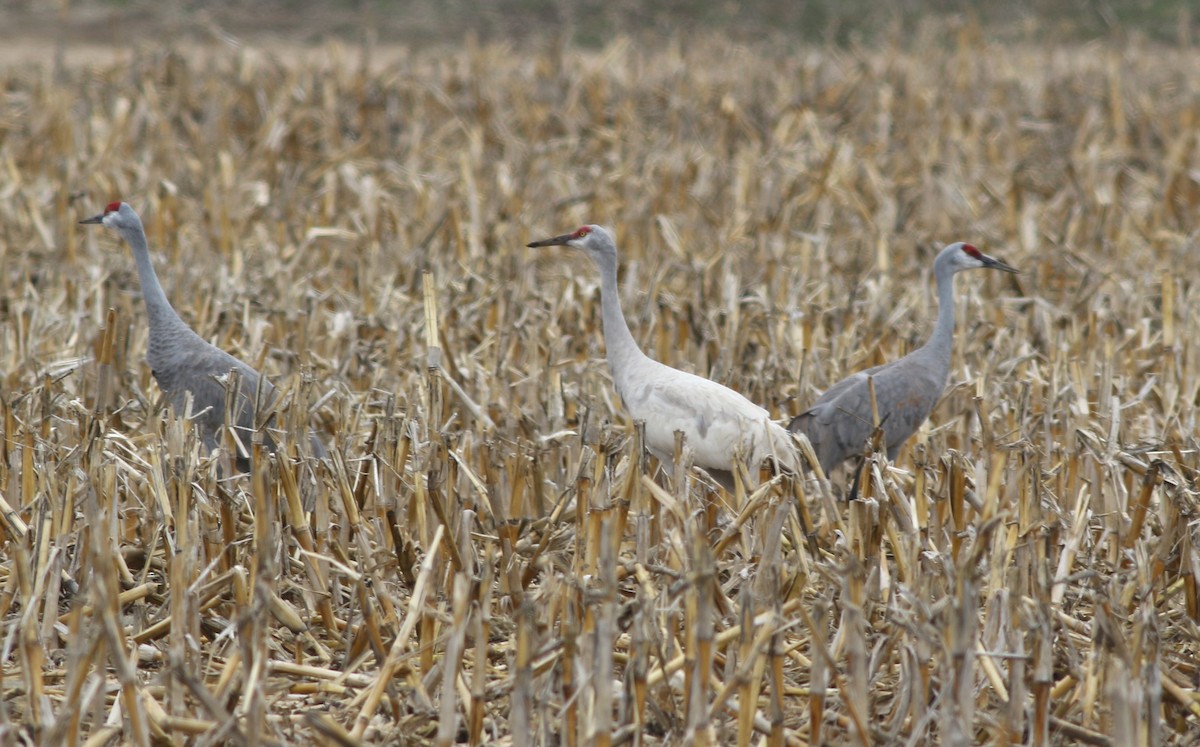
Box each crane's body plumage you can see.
[612,355,797,476]
[82,202,325,469]
[148,326,272,456]
[790,351,947,473]
[790,241,1016,476]
[529,224,796,486]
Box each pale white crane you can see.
[789,242,1017,476]
[81,201,326,470]
[528,225,797,488]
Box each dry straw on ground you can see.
[1,25,1199,746]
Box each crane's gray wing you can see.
[802,361,890,416]
[153,346,278,464]
[789,364,883,471]
[790,361,943,472]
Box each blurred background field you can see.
[3,0,1200,49]
[2,1,1200,745]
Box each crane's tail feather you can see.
[787,412,811,433]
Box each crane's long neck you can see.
[122,224,189,335]
[922,261,958,367]
[594,251,647,383]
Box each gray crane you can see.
[81,201,326,470]
[528,225,798,489]
[789,242,1017,476]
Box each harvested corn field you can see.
[2,19,1200,746]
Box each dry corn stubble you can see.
[1,28,1199,746]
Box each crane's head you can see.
[938,242,1018,275]
[80,202,141,231]
[526,224,617,261]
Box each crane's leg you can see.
[846,456,867,503]
[706,468,737,494]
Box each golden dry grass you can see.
[2,26,1200,746]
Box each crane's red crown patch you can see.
[961,244,981,259]
[105,201,122,214]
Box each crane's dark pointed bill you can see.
[79,212,105,224]
[983,255,1019,274]
[527,233,575,248]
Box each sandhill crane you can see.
[789,242,1017,477]
[81,201,325,470]
[528,225,797,489]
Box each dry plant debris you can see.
[1,28,1200,746]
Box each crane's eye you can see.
[961,244,982,259]
[574,226,592,238]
